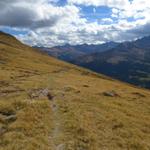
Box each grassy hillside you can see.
[0,32,150,150]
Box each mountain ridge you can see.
[72,35,150,88]
[35,41,119,62]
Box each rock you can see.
[5,115,17,123]
[28,88,54,100]
[40,89,49,97]
[102,90,119,97]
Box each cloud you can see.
[0,0,150,47]
[0,0,78,29]
[68,0,130,9]
[128,23,150,37]
[101,18,113,23]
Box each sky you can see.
[0,0,150,47]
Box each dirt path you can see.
[50,98,65,150]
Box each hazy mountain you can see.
[72,36,150,88]
[35,41,119,61]
[53,42,119,53]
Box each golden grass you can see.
[0,32,150,150]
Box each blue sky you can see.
[81,6,112,22]
[0,0,150,47]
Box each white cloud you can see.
[1,0,150,47]
[68,0,130,9]
[0,0,79,29]
[111,8,119,18]
[101,18,113,23]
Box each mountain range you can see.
[35,41,118,61]
[73,36,150,88]
[36,36,150,89]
